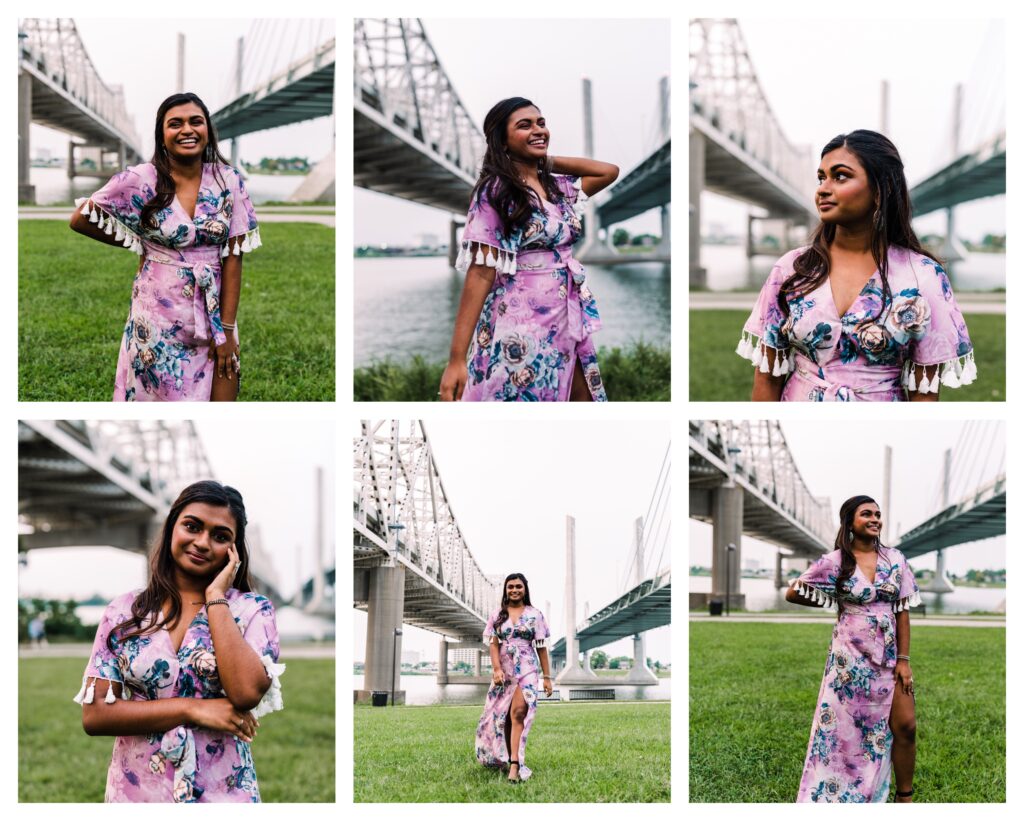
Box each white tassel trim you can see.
[790,580,835,610]
[903,352,976,392]
[457,242,516,275]
[737,331,790,375]
[572,175,590,219]
[224,226,262,258]
[72,675,89,704]
[894,590,922,613]
[250,655,287,719]
[104,683,117,703]
[74,198,143,256]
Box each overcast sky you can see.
[19,419,336,602]
[354,17,670,246]
[28,18,334,167]
[689,419,1006,575]
[353,419,672,664]
[700,18,1005,241]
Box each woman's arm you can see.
[536,647,553,695]
[82,679,257,742]
[210,250,243,401]
[894,608,913,694]
[785,583,824,608]
[752,363,786,401]
[69,204,129,248]
[439,263,497,400]
[205,547,272,711]
[549,156,619,197]
[489,636,505,684]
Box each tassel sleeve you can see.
[903,255,976,392]
[236,593,284,715]
[532,608,551,649]
[75,591,135,704]
[890,548,922,613]
[223,164,261,258]
[789,551,840,610]
[456,180,516,275]
[738,252,797,374]
[76,163,156,256]
[483,609,500,643]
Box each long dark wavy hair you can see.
[779,130,933,323]
[107,480,253,652]
[140,92,230,229]
[833,494,887,614]
[496,572,533,629]
[470,96,562,238]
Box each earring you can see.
[847,530,854,541]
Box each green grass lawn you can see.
[355,701,670,802]
[354,342,670,401]
[689,310,1004,401]
[18,220,335,401]
[19,657,334,802]
[690,622,1005,802]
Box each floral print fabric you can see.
[792,548,921,802]
[455,175,607,401]
[475,606,550,779]
[738,246,975,400]
[75,588,283,803]
[79,162,260,401]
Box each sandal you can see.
[894,788,913,802]
[507,760,520,783]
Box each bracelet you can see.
[222,322,237,330]
[897,655,910,662]
[206,598,230,609]
[542,675,553,680]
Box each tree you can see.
[609,657,620,670]
[590,650,608,669]
[612,228,630,247]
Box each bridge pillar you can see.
[711,485,745,609]
[923,549,955,593]
[437,638,449,685]
[689,128,706,287]
[775,551,785,589]
[18,69,35,203]
[471,647,481,677]
[626,632,658,683]
[555,515,595,685]
[355,564,406,704]
[660,204,671,254]
[448,216,463,268]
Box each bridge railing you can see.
[19,18,141,150]
[354,18,485,180]
[691,419,833,544]
[689,18,811,197]
[355,420,499,617]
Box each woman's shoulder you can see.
[819,549,842,565]
[122,162,156,181]
[104,589,142,616]
[773,246,807,272]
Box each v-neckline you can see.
[506,606,528,628]
[165,605,205,655]
[173,165,206,222]
[827,271,878,319]
[854,553,879,586]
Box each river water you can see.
[352,674,672,706]
[698,243,1005,292]
[27,166,307,206]
[689,575,1005,615]
[354,257,671,366]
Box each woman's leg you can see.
[570,358,593,401]
[889,685,916,801]
[508,686,529,773]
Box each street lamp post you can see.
[726,543,736,616]
[391,627,403,706]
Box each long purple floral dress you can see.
[475,606,550,779]
[76,162,261,401]
[455,175,607,401]
[791,548,921,802]
[738,246,975,400]
[73,588,285,803]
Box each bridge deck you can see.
[598,140,671,225]
[897,477,1005,558]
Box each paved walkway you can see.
[690,291,1005,314]
[690,614,1005,628]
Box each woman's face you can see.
[169,502,237,580]
[162,102,209,162]
[504,106,549,163]
[851,502,882,542]
[816,145,875,226]
[505,577,526,604]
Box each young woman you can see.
[75,481,284,803]
[439,96,618,402]
[738,130,975,401]
[475,574,552,782]
[70,93,261,402]
[786,495,919,802]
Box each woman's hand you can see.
[543,677,553,697]
[212,326,241,381]
[894,660,914,695]
[439,359,468,402]
[491,668,506,687]
[186,697,258,743]
[206,544,240,601]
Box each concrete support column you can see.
[775,551,784,589]
[924,549,956,593]
[689,128,705,287]
[67,140,76,181]
[356,564,406,704]
[660,203,671,254]
[471,647,481,677]
[117,141,126,171]
[556,515,593,685]
[19,70,35,203]
[746,213,755,259]
[711,485,745,608]
[437,638,449,685]
[449,217,460,268]
[626,632,658,683]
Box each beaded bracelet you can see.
[206,598,230,609]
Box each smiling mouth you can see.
[528,138,547,147]
[185,551,210,563]
[177,138,199,146]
